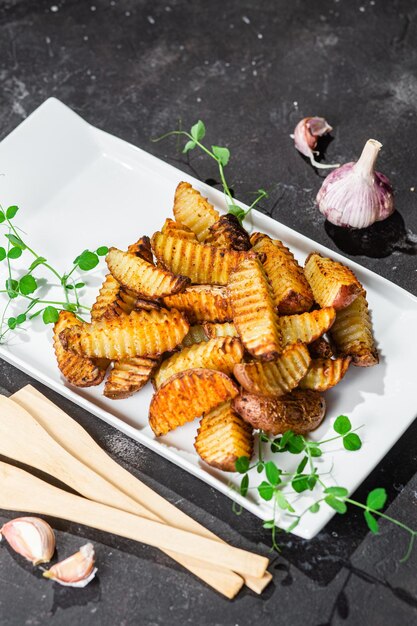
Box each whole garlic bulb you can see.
[317,139,395,229]
[0,517,55,565]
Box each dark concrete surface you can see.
[0,0,417,624]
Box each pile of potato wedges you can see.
[54,181,378,472]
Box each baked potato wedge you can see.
[304,252,365,310]
[59,308,189,360]
[299,357,351,391]
[181,324,208,347]
[250,233,314,314]
[104,355,159,399]
[91,274,128,321]
[53,311,108,387]
[151,231,249,285]
[203,322,238,340]
[205,214,252,251]
[153,336,244,389]
[127,235,154,264]
[173,181,220,241]
[309,336,335,359]
[163,285,233,324]
[161,218,198,241]
[194,401,253,471]
[281,307,336,347]
[233,343,311,397]
[233,390,326,435]
[330,295,378,366]
[149,368,239,436]
[228,256,283,360]
[106,247,190,298]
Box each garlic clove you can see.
[43,543,97,588]
[293,117,339,169]
[317,138,395,229]
[0,516,55,565]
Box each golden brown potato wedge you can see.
[233,390,326,435]
[149,368,239,436]
[281,307,336,347]
[53,311,108,387]
[60,309,189,360]
[233,343,311,397]
[153,336,244,389]
[181,324,208,347]
[299,357,351,391]
[205,214,252,251]
[228,256,283,360]
[173,181,220,241]
[304,252,365,310]
[127,235,154,264]
[163,285,233,324]
[195,401,253,471]
[104,356,159,399]
[151,232,249,285]
[309,336,335,359]
[330,295,378,366]
[202,322,238,340]
[90,274,128,321]
[161,218,198,241]
[250,233,314,314]
[106,247,190,298]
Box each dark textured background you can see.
[0,0,417,624]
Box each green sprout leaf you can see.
[258,481,274,501]
[286,518,300,533]
[263,519,275,530]
[265,461,281,486]
[240,474,249,497]
[8,247,22,259]
[366,488,387,511]
[309,502,320,513]
[276,491,295,512]
[309,446,322,458]
[6,205,19,219]
[183,140,196,153]
[29,257,47,271]
[296,456,308,474]
[7,317,17,329]
[5,233,26,250]
[286,434,305,455]
[16,313,27,325]
[0,210,5,223]
[364,510,379,534]
[212,145,230,166]
[257,462,264,473]
[333,415,351,435]
[325,495,347,514]
[96,246,109,257]
[343,433,362,451]
[76,250,99,271]
[190,120,206,142]
[19,274,38,296]
[324,486,349,497]
[75,282,85,289]
[5,278,19,299]
[291,474,310,493]
[0,247,6,261]
[42,306,60,324]
[63,303,78,312]
[235,456,250,474]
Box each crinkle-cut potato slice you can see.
[203,322,238,340]
[309,336,334,359]
[60,309,189,360]
[330,295,379,366]
[250,233,314,314]
[161,218,198,241]
[181,324,208,347]
[153,336,244,389]
[91,274,128,321]
[151,231,249,285]
[173,181,220,242]
[163,285,233,324]
[194,401,254,472]
[299,357,351,391]
[53,311,108,387]
[104,355,159,399]
[205,214,252,251]
[106,247,190,298]
[228,256,283,360]
[149,368,239,436]
[127,235,154,264]
[304,252,365,310]
[281,307,336,347]
[233,390,326,435]
[233,343,311,397]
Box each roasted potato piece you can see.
[228,256,283,360]
[233,343,311,397]
[173,181,220,241]
[91,274,128,321]
[60,309,189,360]
[205,214,252,251]
[163,285,233,324]
[181,324,208,347]
[104,355,159,399]
[304,252,365,310]
[161,218,198,241]
[203,322,238,340]
[299,357,351,391]
[309,336,335,359]
[107,247,190,298]
[53,311,107,387]
[127,235,154,264]
[151,232,249,285]
[250,233,314,314]
[195,401,254,471]
[281,307,336,347]
[233,390,326,435]
[154,336,244,389]
[149,368,239,436]
[330,295,378,366]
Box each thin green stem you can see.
[7,220,62,282]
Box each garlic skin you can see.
[317,139,395,229]
[43,543,97,588]
[0,517,55,565]
[292,117,339,169]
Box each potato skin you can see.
[233,390,326,435]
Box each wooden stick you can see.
[12,385,272,594]
[0,461,268,579]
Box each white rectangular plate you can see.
[1,98,416,539]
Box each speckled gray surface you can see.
[0,0,417,624]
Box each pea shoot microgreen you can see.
[0,203,108,342]
[153,120,268,224]
[234,415,417,560]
